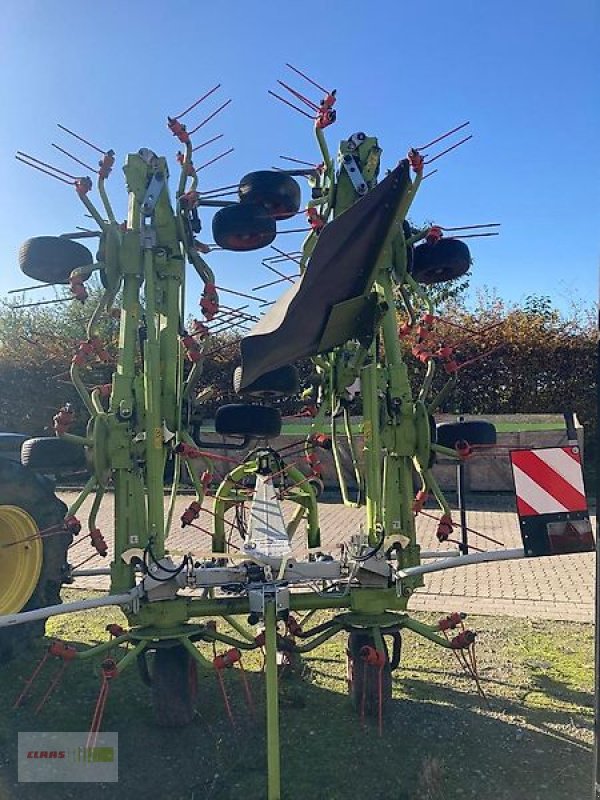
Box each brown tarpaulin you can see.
[238,160,411,391]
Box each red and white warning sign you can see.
[510,446,593,556]
[510,446,587,516]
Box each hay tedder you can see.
[0,68,594,799]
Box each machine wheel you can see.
[0,459,70,662]
[212,204,276,251]
[233,364,300,398]
[428,414,437,468]
[19,236,94,284]
[215,404,282,439]
[347,632,392,717]
[21,437,87,472]
[436,420,497,450]
[151,645,198,727]
[238,171,301,220]
[411,238,471,285]
[307,476,324,498]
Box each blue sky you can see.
[0,0,597,317]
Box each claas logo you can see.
[27,748,114,762]
[27,751,65,759]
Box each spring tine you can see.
[192,133,225,153]
[416,121,470,151]
[425,135,473,165]
[207,311,242,327]
[268,90,315,119]
[263,250,302,264]
[276,80,320,111]
[252,275,295,291]
[259,300,276,308]
[207,306,249,326]
[441,223,501,231]
[198,190,238,199]
[271,167,318,177]
[269,246,301,265]
[210,321,250,334]
[452,232,500,239]
[188,99,232,135]
[15,156,74,185]
[196,148,234,171]
[56,123,106,155]
[263,263,297,283]
[277,227,310,234]
[16,151,78,181]
[280,155,316,167]
[422,169,438,180]
[51,143,98,174]
[8,282,57,294]
[213,303,249,316]
[173,85,221,119]
[285,63,329,94]
[206,313,236,328]
[215,286,266,303]
[12,297,72,309]
[200,183,238,196]
[219,305,259,322]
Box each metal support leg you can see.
[457,415,468,554]
[264,598,281,800]
[457,460,468,554]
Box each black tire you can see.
[307,476,324,499]
[0,460,70,663]
[151,645,198,727]
[21,437,87,472]
[215,404,282,439]
[0,433,28,462]
[19,236,94,285]
[436,420,497,449]
[233,364,300,398]
[412,238,471,285]
[347,632,392,717]
[238,171,301,220]
[428,414,437,468]
[212,204,276,252]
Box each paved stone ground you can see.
[60,490,596,623]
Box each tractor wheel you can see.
[21,437,87,472]
[238,171,301,220]
[347,631,392,717]
[233,364,300,398]
[436,420,497,450]
[0,459,70,663]
[151,645,198,727]
[19,236,94,285]
[215,404,282,439]
[411,238,471,285]
[212,204,276,251]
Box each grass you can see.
[0,591,594,800]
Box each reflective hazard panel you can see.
[509,446,594,556]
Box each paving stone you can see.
[60,491,596,622]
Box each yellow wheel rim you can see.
[0,505,43,614]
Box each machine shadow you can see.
[0,636,591,800]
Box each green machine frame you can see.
[2,86,516,800]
